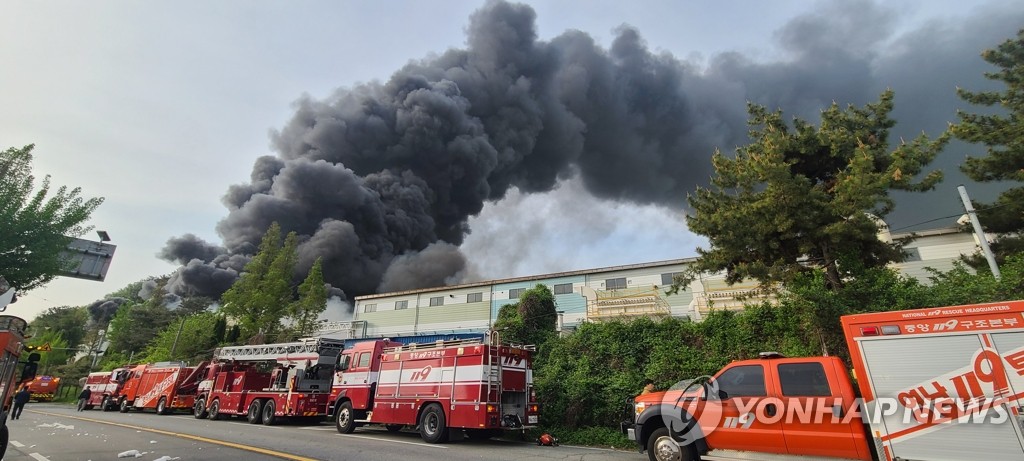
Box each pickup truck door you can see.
[706,363,787,454]
[773,360,865,459]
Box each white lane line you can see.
[10,441,25,448]
[337,434,448,449]
[300,427,336,431]
[30,453,50,461]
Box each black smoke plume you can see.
[161,0,1024,308]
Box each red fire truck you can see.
[115,361,210,414]
[82,367,131,411]
[0,315,34,459]
[193,337,344,425]
[330,332,540,443]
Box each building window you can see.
[395,300,408,310]
[553,283,573,295]
[661,272,683,286]
[364,303,377,313]
[605,277,627,290]
[467,292,483,303]
[904,248,922,262]
[429,296,444,307]
[509,288,525,299]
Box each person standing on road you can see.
[12,386,30,419]
[77,387,92,411]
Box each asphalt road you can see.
[5,404,638,461]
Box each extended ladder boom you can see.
[214,338,347,365]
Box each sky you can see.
[2,0,1022,322]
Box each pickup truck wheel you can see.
[261,399,277,426]
[119,399,130,413]
[419,403,449,444]
[208,399,222,421]
[335,401,356,434]
[156,397,168,415]
[647,427,694,461]
[193,398,208,419]
[247,400,264,424]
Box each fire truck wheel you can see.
[247,400,264,424]
[385,424,403,433]
[193,398,208,419]
[208,399,222,421]
[646,427,694,461]
[419,403,450,444]
[336,401,356,434]
[119,399,130,413]
[101,396,111,412]
[156,397,168,415]
[261,399,277,426]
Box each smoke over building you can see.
[159,0,1024,312]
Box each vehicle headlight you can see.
[634,401,646,416]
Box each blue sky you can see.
[2,0,1020,321]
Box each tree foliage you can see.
[29,306,89,351]
[138,312,221,363]
[492,284,558,346]
[683,92,947,291]
[0,144,105,291]
[951,29,1024,266]
[221,222,299,340]
[287,257,328,340]
[105,303,176,358]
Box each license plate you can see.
[528,415,538,424]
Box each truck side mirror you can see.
[336,355,350,371]
[20,352,40,382]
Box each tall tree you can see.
[0,144,105,291]
[288,257,328,339]
[105,302,176,359]
[682,91,947,292]
[951,29,1024,266]
[139,312,220,363]
[220,222,299,341]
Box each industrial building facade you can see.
[320,226,981,340]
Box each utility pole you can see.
[169,317,186,358]
[957,185,1001,280]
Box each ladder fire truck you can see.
[115,361,210,414]
[193,337,344,425]
[330,331,540,443]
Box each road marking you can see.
[29,453,50,461]
[29,410,318,461]
[338,433,448,449]
[300,426,336,431]
[10,441,25,447]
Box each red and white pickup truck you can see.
[622,300,1024,461]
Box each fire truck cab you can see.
[330,332,540,443]
[83,367,130,411]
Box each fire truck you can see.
[24,375,61,402]
[330,331,540,443]
[115,361,210,414]
[82,367,131,411]
[0,315,34,459]
[623,300,1024,461]
[193,337,344,425]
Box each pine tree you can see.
[683,90,947,292]
[951,29,1024,266]
[289,257,328,339]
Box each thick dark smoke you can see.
[87,297,128,325]
[161,0,1024,308]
